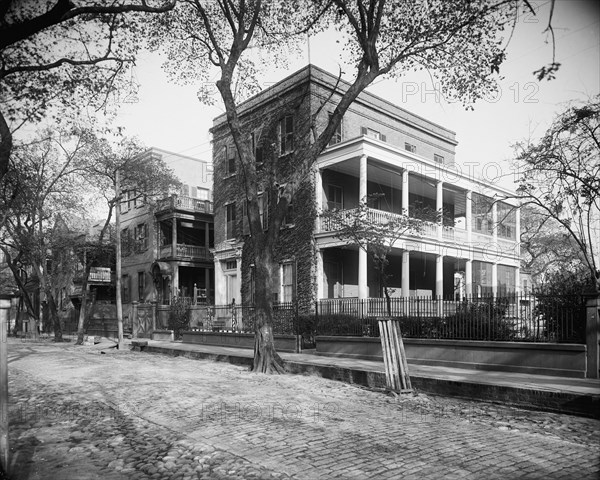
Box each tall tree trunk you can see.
[75,249,91,345]
[115,170,125,348]
[252,248,285,374]
[47,290,62,342]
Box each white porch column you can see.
[515,266,521,295]
[358,154,368,299]
[435,254,444,299]
[172,217,177,256]
[436,254,444,316]
[173,265,179,297]
[315,168,323,232]
[316,248,324,299]
[492,263,498,298]
[436,181,444,240]
[465,259,473,298]
[465,190,472,244]
[359,154,367,201]
[358,248,368,299]
[402,250,410,298]
[402,170,409,215]
[492,199,498,241]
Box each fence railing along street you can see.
[192,294,585,344]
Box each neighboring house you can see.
[211,65,521,313]
[120,148,214,313]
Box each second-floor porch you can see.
[315,135,521,260]
[158,217,214,263]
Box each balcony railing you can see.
[88,267,112,283]
[318,207,516,252]
[159,244,213,261]
[156,195,213,214]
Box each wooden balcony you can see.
[159,244,213,262]
[156,195,213,214]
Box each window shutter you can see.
[242,201,249,235]
[292,260,297,303]
[264,192,269,230]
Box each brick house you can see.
[211,65,520,314]
[120,148,214,314]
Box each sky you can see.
[113,0,600,191]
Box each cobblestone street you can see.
[5,340,600,479]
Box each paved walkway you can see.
[138,340,600,418]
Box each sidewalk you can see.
[128,339,600,419]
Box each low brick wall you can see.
[182,331,298,353]
[152,330,174,341]
[315,336,587,378]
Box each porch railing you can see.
[159,243,212,261]
[318,207,499,248]
[156,194,213,214]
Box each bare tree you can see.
[151,0,556,372]
[514,97,600,293]
[0,0,177,181]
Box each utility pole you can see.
[1,294,11,474]
[115,169,125,349]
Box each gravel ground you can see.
[4,338,600,479]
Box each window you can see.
[279,184,295,226]
[226,145,236,174]
[196,187,210,200]
[242,194,268,234]
[434,154,444,164]
[328,112,342,145]
[226,203,237,239]
[225,260,237,271]
[135,223,148,252]
[281,262,296,303]
[327,185,343,210]
[252,131,264,163]
[180,184,190,197]
[258,193,268,230]
[138,271,146,302]
[405,142,417,153]
[497,202,517,240]
[471,193,493,235]
[121,228,131,256]
[472,261,493,297]
[361,127,386,142]
[122,274,131,304]
[279,115,294,154]
[497,265,516,295]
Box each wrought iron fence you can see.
[315,294,586,343]
[199,302,297,335]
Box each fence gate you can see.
[135,304,154,338]
[378,318,412,394]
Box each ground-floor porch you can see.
[151,261,214,305]
[316,245,520,301]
